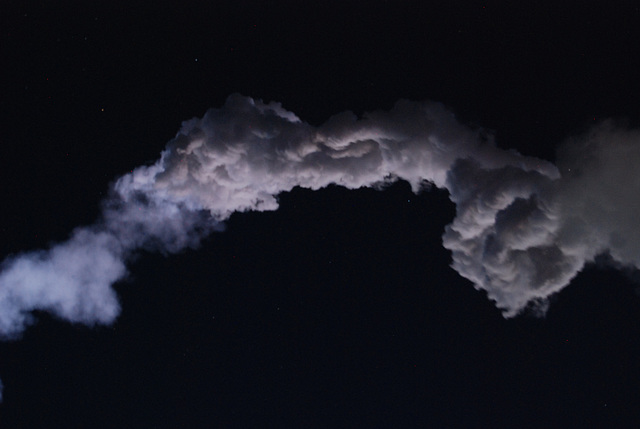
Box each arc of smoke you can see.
[1,94,640,400]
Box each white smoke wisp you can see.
[2,94,640,398]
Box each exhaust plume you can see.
[1,94,639,398]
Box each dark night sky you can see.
[2,1,640,427]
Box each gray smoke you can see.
[1,94,639,399]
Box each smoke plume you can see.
[1,94,639,398]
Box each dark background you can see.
[2,1,640,427]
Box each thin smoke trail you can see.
[2,94,640,400]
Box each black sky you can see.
[2,1,640,427]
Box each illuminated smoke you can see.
[1,94,639,398]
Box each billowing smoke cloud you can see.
[1,94,639,398]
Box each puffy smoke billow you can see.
[1,94,639,397]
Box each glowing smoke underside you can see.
[2,94,640,399]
